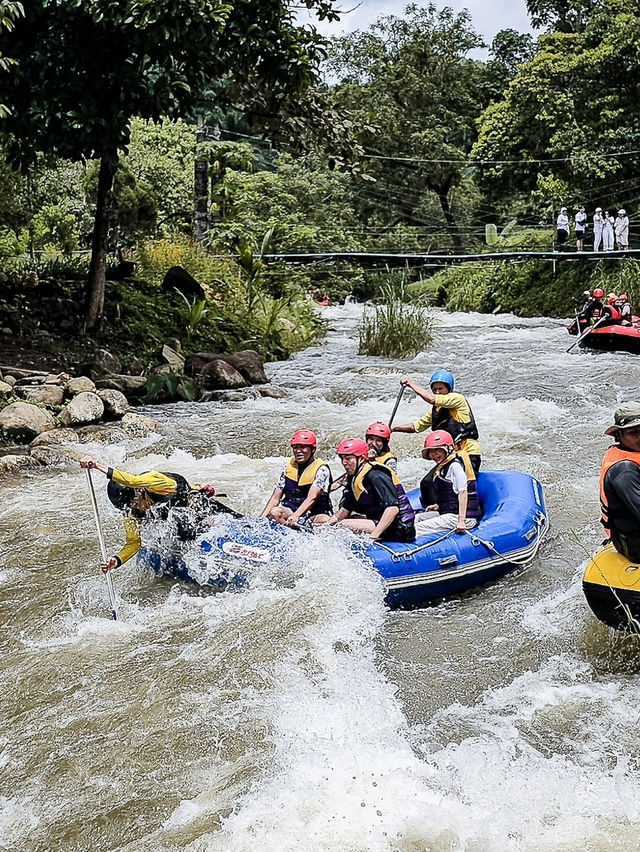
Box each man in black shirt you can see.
[600,403,640,561]
[322,438,415,543]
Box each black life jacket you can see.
[349,461,415,528]
[282,457,333,516]
[431,398,479,444]
[432,452,482,519]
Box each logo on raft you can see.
[221,541,271,563]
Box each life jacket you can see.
[599,446,640,536]
[154,471,190,506]
[606,304,622,321]
[432,451,482,519]
[431,397,479,444]
[375,450,397,469]
[350,460,415,526]
[282,457,332,515]
[589,300,605,322]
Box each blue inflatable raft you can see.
[139,469,548,608]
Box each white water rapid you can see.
[2,304,640,852]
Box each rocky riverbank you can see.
[0,346,284,479]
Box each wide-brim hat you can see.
[619,209,626,215]
[605,403,640,435]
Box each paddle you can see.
[566,314,609,352]
[85,469,118,620]
[388,383,406,428]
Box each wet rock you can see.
[218,350,269,385]
[59,392,104,426]
[161,344,185,374]
[97,388,129,420]
[76,424,128,443]
[119,412,160,438]
[29,445,77,466]
[161,265,206,301]
[200,388,260,402]
[30,428,79,448]
[0,401,55,441]
[15,374,47,386]
[17,384,65,407]
[258,386,287,399]
[200,359,247,390]
[0,454,42,477]
[186,350,268,385]
[66,376,96,396]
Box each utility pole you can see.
[193,115,209,243]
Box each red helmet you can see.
[609,295,617,304]
[621,294,629,301]
[290,430,317,448]
[365,421,391,440]
[336,438,369,458]
[423,430,454,452]
[593,288,605,299]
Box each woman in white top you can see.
[593,207,604,252]
[574,206,587,251]
[602,210,615,251]
[615,209,629,249]
[556,207,570,246]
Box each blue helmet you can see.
[429,370,454,392]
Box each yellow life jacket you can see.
[284,457,328,486]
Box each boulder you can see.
[30,428,79,448]
[17,384,65,407]
[3,375,16,388]
[161,266,206,301]
[200,388,260,402]
[0,401,55,441]
[66,376,96,396]
[96,374,148,399]
[97,388,129,420]
[200,359,247,390]
[0,454,42,477]
[76,424,128,443]
[161,344,185,374]
[89,348,123,376]
[0,380,13,397]
[258,386,287,399]
[186,350,268,385]
[218,350,269,385]
[119,412,160,438]
[59,392,104,426]
[15,374,47,386]
[29,445,77,466]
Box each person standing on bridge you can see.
[574,205,587,251]
[556,207,570,248]
[615,209,629,250]
[593,207,604,252]
[602,211,615,251]
[391,370,482,473]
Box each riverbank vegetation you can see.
[1,0,639,373]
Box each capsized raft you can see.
[567,316,640,354]
[139,469,548,608]
[583,542,640,631]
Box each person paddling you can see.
[391,369,482,473]
[599,404,640,562]
[80,456,192,572]
[260,430,332,527]
[319,438,415,542]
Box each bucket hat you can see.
[605,403,640,435]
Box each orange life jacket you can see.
[599,445,640,535]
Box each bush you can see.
[135,236,238,295]
[358,280,434,358]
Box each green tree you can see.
[0,1,24,117]
[472,0,640,215]
[330,3,490,252]
[0,0,342,330]
[526,0,601,33]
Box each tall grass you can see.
[358,280,434,358]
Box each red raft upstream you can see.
[567,316,640,353]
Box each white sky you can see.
[309,0,534,51]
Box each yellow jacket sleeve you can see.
[115,516,142,566]
[110,468,177,497]
[413,410,433,432]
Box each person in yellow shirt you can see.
[391,369,482,472]
[81,456,191,572]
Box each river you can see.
[2,304,640,851]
